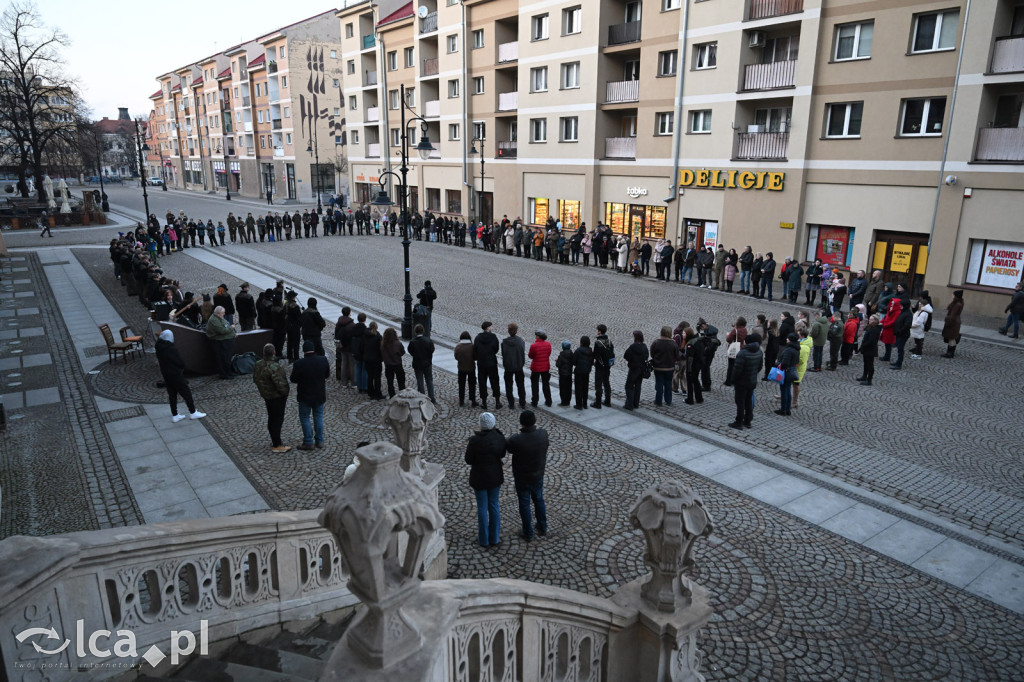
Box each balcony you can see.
[424,99,441,117]
[274,147,284,157]
[605,80,639,103]
[497,140,517,158]
[498,91,518,111]
[497,41,518,63]
[362,35,376,50]
[364,71,378,87]
[422,58,439,76]
[220,100,230,111]
[975,127,1024,162]
[735,131,789,160]
[271,119,282,130]
[420,12,438,34]
[608,21,641,47]
[742,60,797,91]
[367,106,380,122]
[605,137,636,159]
[224,123,232,133]
[245,145,254,156]
[990,36,1024,74]
[268,61,278,74]
[242,96,251,107]
[367,142,381,157]
[243,121,253,133]
[749,0,803,20]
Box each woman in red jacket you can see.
[879,297,901,362]
[840,305,863,365]
[528,330,552,407]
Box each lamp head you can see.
[371,189,394,207]
[415,134,434,160]
[468,143,478,157]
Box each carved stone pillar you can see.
[318,441,445,669]
[382,388,436,476]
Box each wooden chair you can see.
[119,325,144,358]
[99,323,134,364]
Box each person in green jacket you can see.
[253,343,291,453]
[809,311,829,371]
[206,306,237,379]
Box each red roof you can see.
[249,53,266,67]
[378,1,413,26]
[217,67,231,79]
[95,118,139,135]
[150,90,162,99]
[171,83,181,91]
[192,77,204,87]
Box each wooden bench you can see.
[99,323,134,364]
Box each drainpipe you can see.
[663,0,690,212]
[925,0,971,273]
[461,1,473,217]
[372,1,393,202]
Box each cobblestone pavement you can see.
[71,245,1024,680]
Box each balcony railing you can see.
[220,100,230,111]
[424,100,441,117]
[274,147,284,157]
[749,0,803,20]
[975,126,1024,162]
[990,35,1024,73]
[420,12,438,34]
[735,131,789,160]
[271,119,282,130]
[268,61,278,74]
[367,106,380,122]
[364,70,378,86]
[367,142,381,157]
[422,58,439,76]
[608,21,641,46]
[605,80,639,103]
[245,145,254,156]
[242,96,251,107]
[243,121,253,132]
[497,41,518,63]
[362,35,376,49]
[742,60,797,91]
[605,136,636,159]
[498,91,518,111]
[497,140,517,158]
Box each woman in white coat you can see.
[617,237,629,272]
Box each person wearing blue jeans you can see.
[650,326,677,407]
[775,332,800,417]
[465,412,506,547]
[759,252,777,301]
[290,340,330,449]
[506,410,548,541]
[998,282,1023,339]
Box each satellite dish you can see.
[417,5,429,18]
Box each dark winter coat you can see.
[465,428,506,490]
[300,308,326,340]
[155,339,187,382]
[731,341,763,388]
[289,354,330,405]
[501,335,527,372]
[942,298,964,343]
[474,330,501,369]
[573,346,594,375]
[507,425,548,485]
[408,334,435,370]
[859,325,881,357]
[623,341,649,370]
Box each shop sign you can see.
[678,169,784,192]
[626,186,648,198]
[703,222,718,249]
[980,243,1024,288]
[780,222,794,229]
[890,243,914,273]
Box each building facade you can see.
[146,11,348,205]
[339,0,1023,317]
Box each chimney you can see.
[117,107,130,120]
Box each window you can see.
[260,135,266,149]
[663,0,681,9]
[694,43,717,69]
[345,23,353,39]
[532,14,549,41]
[405,47,414,67]
[900,97,946,136]
[349,95,357,110]
[447,35,459,53]
[347,60,355,74]
[387,51,398,70]
[530,118,547,142]
[912,10,959,53]
[351,130,359,143]
[563,6,582,35]
[405,88,415,107]
[446,190,461,214]
[754,106,791,132]
[449,123,461,140]
[473,76,485,94]
[285,106,290,117]
[530,66,548,92]
[473,121,486,140]
[389,89,400,109]
[690,109,712,133]
[529,198,549,224]
[560,116,578,142]
[391,128,400,146]
[330,50,337,59]
[448,79,460,98]
[560,62,580,89]
[332,107,339,116]
[257,110,264,123]
[965,239,1024,289]
[426,188,440,211]
[473,29,484,48]
[658,50,677,76]
[656,112,674,135]
[834,21,873,60]
[825,102,863,138]
[282,75,288,87]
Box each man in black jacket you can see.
[501,323,527,409]
[300,297,327,356]
[334,306,355,384]
[729,333,763,429]
[235,283,258,332]
[290,340,330,450]
[408,324,436,402]
[474,321,502,409]
[591,324,614,408]
[350,312,368,393]
[506,410,548,541]
[891,299,913,370]
[213,283,235,325]
[156,330,206,422]
[760,252,777,301]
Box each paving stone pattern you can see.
[73,247,1024,680]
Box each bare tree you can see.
[0,2,79,199]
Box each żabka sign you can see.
[678,169,785,192]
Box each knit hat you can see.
[479,412,496,430]
[303,340,315,353]
[159,330,174,342]
[520,410,536,427]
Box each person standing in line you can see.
[206,306,237,380]
[300,297,327,357]
[253,343,291,453]
[350,312,368,393]
[334,306,355,385]
[155,330,206,422]
[454,331,478,407]
[506,410,548,542]
[408,324,436,402]
[714,244,728,291]
[623,330,649,411]
[501,323,527,410]
[683,328,705,405]
[381,327,407,398]
[729,332,762,429]
[941,290,965,358]
[284,291,303,362]
[572,336,594,410]
[528,330,553,408]
[465,412,506,547]
[759,252,777,301]
[555,340,574,407]
[591,324,614,409]
[776,332,800,416]
[650,326,677,407]
[363,321,384,400]
[235,283,258,332]
[474,321,502,410]
[290,340,330,450]
[890,299,913,370]
[857,316,881,385]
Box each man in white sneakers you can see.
[155,330,206,422]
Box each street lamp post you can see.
[469,137,485,226]
[134,119,151,226]
[307,118,322,213]
[158,147,168,191]
[224,146,231,201]
[370,83,434,340]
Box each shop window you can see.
[965,239,1024,289]
[529,197,550,224]
[806,225,854,267]
[559,200,581,229]
[605,203,666,240]
[426,187,441,211]
[447,189,462,214]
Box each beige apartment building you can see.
[340,0,1023,317]
[146,11,348,205]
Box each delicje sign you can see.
[678,169,785,192]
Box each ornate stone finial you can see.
[630,479,713,613]
[383,388,437,475]
[318,441,445,668]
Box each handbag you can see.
[642,359,653,379]
[767,365,785,383]
[727,341,741,359]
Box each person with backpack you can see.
[591,324,615,408]
[416,281,437,334]
[696,319,720,392]
[776,332,800,416]
[910,297,933,359]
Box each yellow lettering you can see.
[754,172,768,189]
[696,169,710,187]
[738,171,756,189]
[727,170,738,188]
[678,169,694,187]
[765,172,785,191]
[710,170,726,188]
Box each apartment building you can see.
[146,11,348,204]
[340,0,1023,317]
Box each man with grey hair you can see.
[862,269,884,315]
[206,305,237,380]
